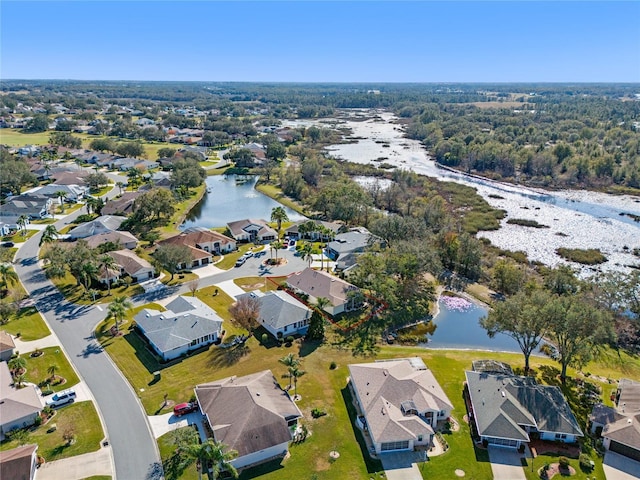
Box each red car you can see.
[173,402,197,416]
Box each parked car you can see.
[0,241,14,248]
[173,402,197,417]
[235,257,246,267]
[289,240,296,247]
[45,389,76,407]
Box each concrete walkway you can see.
[37,447,112,480]
[488,446,526,480]
[193,263,224,278]
[148,410,207,440]
[380,451,425,480]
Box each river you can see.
[284,112,640,277]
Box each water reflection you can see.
[180,175,304,230]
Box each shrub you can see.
[329,361,337,370]
[556,247,607,265]
[558,456,570,469]
[285,335,294,344]
[261,333,268,344]
[34,414,42,426]
[311,408,327,418]
[579,453,593,471]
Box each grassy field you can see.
[2,306,51,341]
[233,276,287,292]
[21,346,81,392]
[0,130,51,146]
[255,183,307,216]
[0,401,104,462]
[3,229,38,243]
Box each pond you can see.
[417,296,524,353]
[180,175,305,230]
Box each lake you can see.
[419,296,524,353]
[180,175,305,230]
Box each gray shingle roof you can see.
[286,268,359,307]
[195,370,302,458]
[134,298,223,354]
[255,291,311,331]
[465,371,583,441]
[68,215,126,239]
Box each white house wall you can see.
[231,441,290,469]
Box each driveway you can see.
[38,447,112,480]
[380,451,425,480]
[603,451,640,480]
[488,446,526,480]
[148,411,208,441]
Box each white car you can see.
[45,389,76,407]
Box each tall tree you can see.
[270,206,289,237]
[107,296,133,333]
[154,244,193,281]
[228,295,260,333]
[39,224,59,247]
[544,294,615,383]
[306,309,325,341]
[17,215,29,236]
[99,254,118,295]
[184,438,238,480]
[0,264,18,289]
[480,289,551,374]
[55,190,68,213]
[279,353,300,391]
[300,242,314,267]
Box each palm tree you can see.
[300,242,314,267]
[47,364,58,381]
[39,224,59,247]
[107,296,133,332]
[17,215,28,236]
[8,356,27,375]
[315,297,331,314]
[55,190,68,213]
[279,353,300,391]
[116,181,125,195]
[298,220,318,241]
[290,366,306,399]
[270,206,289,238]
[79,261,98,293]
[99,254,118,295]
[0,264,18,289]
[14,373,25,388]
[184,438,238,480]
[271,240,284,263]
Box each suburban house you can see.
[325,227,382,261]
[348,358,453,454]
[49,170,89,186]
[465,370,583,449]
[105,250,155,283]
[195,370,303,469]
[0,444,39,480]
[0,222,12,236]
[102,192,141,216]
[226,219,277,244]
[284,220,343,242]
[67,215,126,239]
[84,231,138,251]
[0,361,43,438]
[0,194,52,220]
[589,378,640,462]
[159,227,236,255]
[134,296,224,361]
[0,331,16,362]
[29,184,88,203]
[286,268,362,316]
[237,290,311,340]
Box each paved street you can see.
[14,180,162,480]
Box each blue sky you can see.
[1,1,639,82]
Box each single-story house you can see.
[102,192,141,216]
[195,370,303,469]
[49,170,89,186]
[348,358,453,454]
[0,444,39,480]
[68,215,126,239]
[159,227,236,255]
[0,331,16,362]
[226,219,277,244]
[84,231,138,251]
[106,250,155,283]
[134,296,223,361]
[284,220,343,242]
[0,361,43,437]
[589,378,640,462]
[0,194,52,220]
[465,371,583,449]
[30,183,88,202]
[286,268,362,316]
[238,291,311,340]
[326,227,381,261]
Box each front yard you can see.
[0,401,103,462]
[2,305,51,341]
[19,345,81,392]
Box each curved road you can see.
[14,179,162,480]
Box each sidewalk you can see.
[37,447,113,480]
[214,279,246,298]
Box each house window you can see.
[418,435,423,442]
[284,325,288,332]
[555,433,567,440]
[190,339,197,346]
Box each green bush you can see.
[558,456,570,469]
[329,361,337,370]
[311,408,327,418]
[579,453,593,471]
[261,333,268,344]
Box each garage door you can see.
[381,441,410,452]
[610,441,640,462]
[487,437,518,448]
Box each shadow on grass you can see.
[238,456,285,479]
[209,343,250,368]
[340,386,384,474]
[162,453,192,480]
[299,339,321,357]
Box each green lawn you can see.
[21,346,80,392]
[0,401,103,462]
[254,182,307,216]
[233,276,286,292]
[522,452,605,480]
[0,130,51,146]
[3,229,38,243]
[2,306,51,341]
[215,244,263,270]
[158,428,199,480]
[31,218,57,225]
